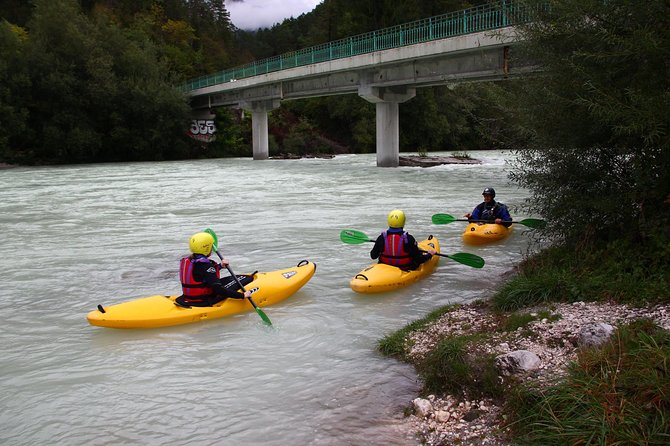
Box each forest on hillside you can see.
[0,0,493,164]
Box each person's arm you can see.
[370,234,384,259]
[469,204,482,221]
[495,204,513,227]
[198,261,247,299]
[406,234,434,263]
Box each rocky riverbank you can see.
[400,299,670,445]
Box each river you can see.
[0,151,535,445]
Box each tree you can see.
[493,0,670,245]
[4,0,195,164]
[0,21,30,161]
[208,108,248,157]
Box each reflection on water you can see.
[0,151,535,445]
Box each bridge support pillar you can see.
[359,85,416,167]
[240,99,281,160]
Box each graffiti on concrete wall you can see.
[187,119,216,142]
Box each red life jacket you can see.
[179,255,220,301]
[379,230,412,267]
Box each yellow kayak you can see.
[350,236,440,294]
[462,223,513,245]
[87,260,316,329]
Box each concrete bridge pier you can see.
[240,99,281,160]
[359,85,416,167]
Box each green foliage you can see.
[0,0,34,26]
[493,239,670,311]
[0,0,196,165]
[506,320,670,445]
[0,21,31,161]
[207,108,248,157]
[281,117,331,155]
[283,96,376,152]
[493,0,670,245]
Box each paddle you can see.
[431,213,547,229]
[204,228,272,326]
[340,229,485,269]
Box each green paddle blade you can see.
[446,252,485,269]
[431,213,458,224]
[518,218,547,229]
[254,307,272,326]
[205,228,219,251]
[340,229,373,244]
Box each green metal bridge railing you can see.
[178,1,531,93]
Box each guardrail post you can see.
[502,0,508,26]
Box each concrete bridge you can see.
[180,1,535,167]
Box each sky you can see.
[227,0,322,31]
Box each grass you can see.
[493,239,670,311]
[377,304,459,359]
[500,310,561,332]
[505,319,670,445]
[418,334,505,399]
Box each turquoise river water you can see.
[0,151,537,445]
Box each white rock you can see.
[436,410,451,423]
[578,323,615,347]
[413,398,433,418]
[496,350,542,375]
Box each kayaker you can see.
[370,209,436,270]
[465,187,513,227]
[175,232,251,307]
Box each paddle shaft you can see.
[431,213,545,229]
[459,218,510,224]
[426,251,453,259]
[212,249,259,309]
[340,229,484,268]
[203,228,271,325]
